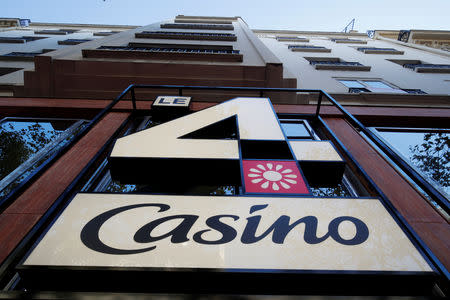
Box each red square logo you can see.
[242,160,309,194]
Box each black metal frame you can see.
[0,84,449,293]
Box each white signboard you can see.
[24,193,432,272]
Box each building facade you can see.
[0,15,449,298]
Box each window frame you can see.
[0,117,88,200]
[368,126,450,214]
[135,31,237,41]
[336,78,420,94]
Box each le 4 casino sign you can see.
[22,98,433,279]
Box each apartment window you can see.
[83,44,243,62]
[331,38,367,44]
[370,127,450,203]
[337,79,409,93]
[388,59,450,73]
[288,45,331,53]
[280,120,316,140]
[305,57,371,71]
[93,31,121,36]
[338,79,427,94]
[135,31,237,41]
[34,29,78,35]
[0,118,87,200]
[276,36,309,42]
[0,36,46,43]
[363,81,395,89]
[0,67,22,76]
[357,47,404,55]
[58,38,92,45]
[160,23,234,30]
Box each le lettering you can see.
[80,203,369,255]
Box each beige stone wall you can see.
[257,31,450,96]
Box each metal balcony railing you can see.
[288,45,326,49]
[97,45,240,54]
[310,61,363,66]
[139,31,236,37]
[0,36,41,43]
[357,47,397,51]
[331,38,365,42]
[2,51,41,57]
[404,63,450,70]
[160,23,234,30]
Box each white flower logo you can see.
[247,163,298,191]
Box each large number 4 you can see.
[110,97,344,194]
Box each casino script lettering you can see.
[80,204,369,254]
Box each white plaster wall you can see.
[260,36,450,95]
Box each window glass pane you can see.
[310,182,353,197]
[362,81,394,89]
[88,169,236,195]
[376,129,450,199]
[280,122,311,138]
[0,118,86,198]
[339,80,364,88]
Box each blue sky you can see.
[2,0,450,32]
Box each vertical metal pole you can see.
[131,87,136,110]
[315,92,323,118]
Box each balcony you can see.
[277,36,309,42]
[403,63,450,73]
[0,51,42,61]
[93,31,121,36]
[34,29,78,35]
[307,58,371,71]
[135,31,237,41]
[58,39,93,45]
[288,45,331,53]
[331,38,367,44]
[82,45,243,62]
[0,36,46,44]
[160,23,234,30]
[357,47,404,55]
